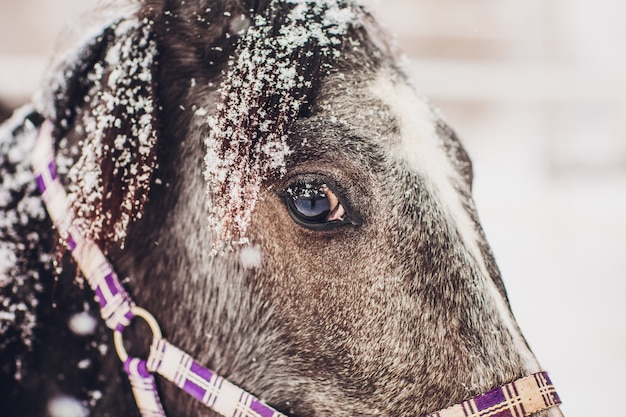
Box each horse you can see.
[0,1,563,416]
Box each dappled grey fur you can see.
[0,1,563,416]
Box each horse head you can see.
[1,1,563,416]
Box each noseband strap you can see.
[30,119,561,417]
[425,372,561,417]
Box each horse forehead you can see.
[316,69,457,178]
[367,69,445,175]
[366,67,492,277]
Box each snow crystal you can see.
[203,0,363,249]
[229,14,251,35]
[195,107,209,117]
[0,311,16,322]
[0,246,17,279]
[47,395,89,417]
[0,105,49,357]
[77,358,92,369]
[68,312,98,336]
[86,390,102,408]
[18,196,46,222]
[239,245,264,269]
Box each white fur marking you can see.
[370,70,540,373]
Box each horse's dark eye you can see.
[285,182,347,229]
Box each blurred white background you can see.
[1,1,625,416]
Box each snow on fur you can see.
[61,17,159,249]
[203,0,362,249]
[0,107,50,369]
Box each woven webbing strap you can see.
[124,358,167,417]
[32,121,287,417]
[148,339,281,417]
[425,372,561,417]
[32,122,135,333]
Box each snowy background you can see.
[1,1,625,416]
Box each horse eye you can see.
[285,182,347,228]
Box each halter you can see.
[31,120,561,417]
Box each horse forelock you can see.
[203,0,371,249]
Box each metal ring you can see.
[114,306,163,363]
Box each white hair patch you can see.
[369,69,540,374]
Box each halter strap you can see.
[32,121,286,417]
[425,372,561,417]
[30,120,561,417]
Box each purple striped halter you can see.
[31,120,561,417]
